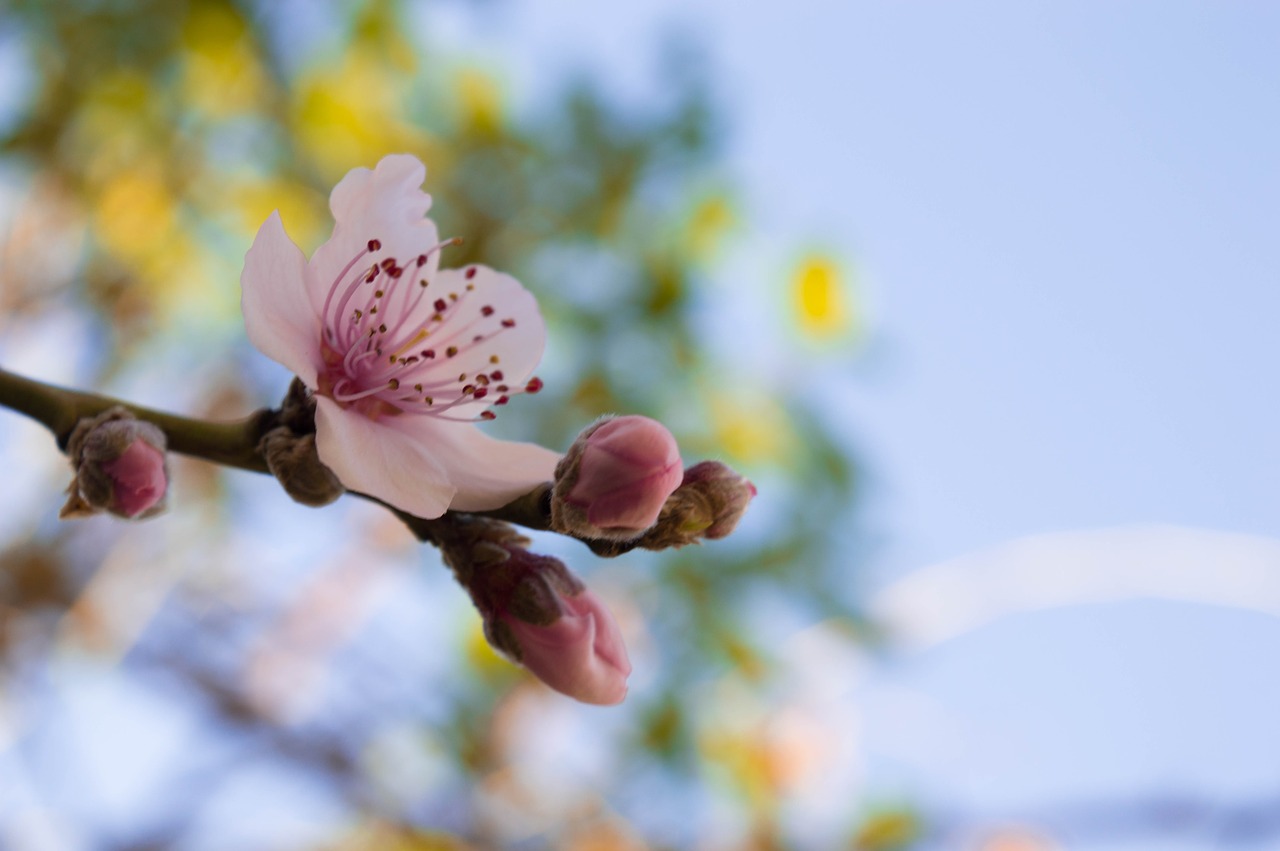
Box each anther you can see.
[465,267,477,280]
[473,387,488,400]
[388,379,400,390]
[490,370,504,381]
[433,299,447,312]
[417,254,428,267]
[480,411,496,420]
[495,395,509,405]
[380,258,395,271]
[501,319,516,328]
[368,239,382,251]
[525,377,543,393]
[446,346,458,357]
[481,306,495,317]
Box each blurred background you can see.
[0,1,1277,849]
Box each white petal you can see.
[433,265,545,375]
[405,265,548,421]
[240,211,321,386]
[309,155,442,317]
[431,425,561,512]
[313,396,456,518]
[329,154,430,224]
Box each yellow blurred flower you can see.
[853,808,921,850]
[230,178,328,251]
[684,194,736,261]
[90,168,233,322]
[455,69,504,134]
[707,391,793,466]
[179,1,267,116]
[791,253,854,339]
[71,71,159,187]
[293,49,432,180]
[93,167,178,260]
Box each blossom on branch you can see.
[241,154,558,518]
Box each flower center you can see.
[317,238,542,422]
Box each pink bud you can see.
[100,439,168,518]
[503,587,632,705]
[564,415,683,535]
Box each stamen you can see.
[316,234,545,424]
[333,379,402,403]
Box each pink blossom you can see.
[100,438,167,518]
[503,587,632,705]
[241,155,559,518]
[565,415,683,534]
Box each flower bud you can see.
[438,515,632,705]
[636,460,756,550]
[497,583,632,706]
[552,415,684,540]
[62,408,169,520]
[678,461,757,539]
[260,427,344,507]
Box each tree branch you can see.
[0,366,273,473]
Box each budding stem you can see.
[0,367,272,474]
[0,365,555,533]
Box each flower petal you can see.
[309,155,442,319]
[430,425,561,512]
[435,265,545,374]
[313,396,455,518]
[240,211,321,385]
[406,265,548,421]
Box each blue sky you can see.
[435,2,1280,844]
[438,0,1280,580]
